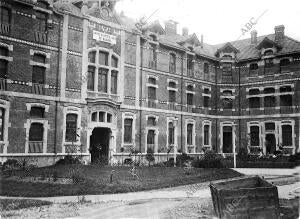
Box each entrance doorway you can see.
[90,127,111,164]
[223,126,233,153]
[265,134,276,154]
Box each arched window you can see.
[249,89,260,95]
[65,114,78,142]
[264,50,273,56]
[187,85,194,91]
[148,77,156,85]
[33,53,46,64]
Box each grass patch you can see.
[0,199,52,211]
[0,165,242,197]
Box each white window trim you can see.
[30,49,51,59]
[279,120,295,154]
[247,122,262,153]
[147,74,159,80]
[0,99,11,154]
[220,121,236,154]
[166,117,178,149]
[146,114,159,125]
[185,119,196,153]
[144,127,159,153]
[62,106,82,153]
[167,78,178,84]
[202,120,212,149]
[167,87,178,92]
[26,103,49,112]
[24,119,49,154]
[220,88,236,93]
[122,112,136,148]
[0,43,13,62]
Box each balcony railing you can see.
[168,102,176,110]
[32,83,45,95]
[34,31,48,43]
[148,99,156,108]
[28,141,43,153]
[147,144,155,153]
[0,78,7,91]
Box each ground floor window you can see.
[204,124,210,146]
[282,125,292,146]
[124,118,133,143]
[28,123,44,153]
[65,114,78,142]
[223,126,233,153]
[250,126,259,146]
[187,124,193,145]
[168,122,175,145]
[0,108,4,141]
[147,130,155,152]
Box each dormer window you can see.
[222,54,233,60]
[249,63,258,71]
[264,58,273,68]
[264,50,273,56]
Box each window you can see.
[204,124,209,146]
[264,58,273,68]
[30,106,45,118]
[169,90,176,103]
[87,66,95,91]
[98,68,108,92]
[65,114,78,142]
[33,54,46,64]
[264,50,273,56]
[249,63,258,71]
[32,66,45,84]
[203,96,210,108]
[250,126,259,146]
[0,7,10,24]
[99,112,105,122]
[148,87,156,100]
[124,118,133,143]
[282,125,292,146]
[203,63,209,74]
[249,97,260,108]
[0,60,8,79]
[107,113,112,123]
[168,122,175,145]
[88,51,96,63]
[222,63,232,77]
[149,44,157,69]
[187,55,194,77]
[111,70,118,94]
[0,108,4,141]
[280,86,292,93]
[91,112,97,121]
[111,55,118,68]
[263,88,276,107]
[280,59,290,67]
[148,77,156,85]
[187,93,193,105]
[36,11,47,32]
[223,98,232,109]
[147,130,155,145]
[187,124,193,145]
[249,89,260,95]
[0,47,9,56]
[147,117,156,126]
[280,86,292,106]
[29,123,43,142]
[168,81,176,88]
[203,88,210,94]
[264,88,275,94]
[265,123,275,131]
[99,51,108,66]
[169,53,176,73]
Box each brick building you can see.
[0,0,299,166]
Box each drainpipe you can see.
[54,13,62,158]
[139,36,143,154]
[215,63,218,153]
[237,63,242,168]
[180,53,184,154]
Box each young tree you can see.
[145,148,155,166]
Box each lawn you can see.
[0,165,242,197]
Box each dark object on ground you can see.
[210,176,280,219]
[55,155,82,165]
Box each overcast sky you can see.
[115,0,300,45]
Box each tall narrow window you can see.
[99,111,105,122]
[203,96,210,108]
[187,93,193,105]
[149,44,157,69]
[98,68,108,92]
[169,53,176,73]
[87,66,95,91]
[168,122,175,145]
[0,108,4,141]
[187,55,194,77]
[147,130,155,151]
[187,124,193,145]
[0,7,10,24]
[282,125,292,146]
[280,86,292,106]
[169,90,176,103]
[204,124,209,146]
[32,66,45,84]
[88,51,96,63]
[124,118,133,143]
[0,60,8,79]
[65,114,78,142]
[111,70,118,94]
[111,56,118,68]
[264,58,273,68]
[36,11,47,32]
[264,88,276,107]
[99,51,108,66]
[222,63,232,77]
[203,63,209,74]
[250,126,259,146]
[29,123,43,142]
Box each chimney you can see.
[182,27,189,36]
[201,35,203,48]
[165,20,178,35]
[275,25,285,42]
[250,30,257,44]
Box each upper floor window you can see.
[249,89,260,95]
[169,53,176,73]
[0,60,8,79]
[148,77,156,85]
[36,11,47,32]
[33,54,46,64]
[88,51,96,63]
[32,66,45,85]
[87,66,95,91]
[203,63,209,74]
[249,63,258,71]
[168,81,176,88]
[203,124,210,146]
[0,6,10,24]
[169,89,176,103]
[149,44,157,69]
[111,70,118,94]
[264,58,273,68]
[0,47,9,57]
[222,63,232,77]
[149,34,157,41]
[65,114,78,142]
[147,117,156,126]
[280,58,290,67]
[29,123,44,142]
[99,51,109,66]
[203,96,210,108]
[203,88,210,94]
[168,122,175,145]
[280,86,292,107]
[30,106,45,118]
[187,55,194,77]
[187,123,194,146]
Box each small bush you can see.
[55,155,82,165]
[69,168,85,184]
[145,148,155,166]
[237,147,248,160]
[192,150,224,168]
[176,153,192,167]
[289,153,300,162]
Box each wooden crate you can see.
[210,176,280,219]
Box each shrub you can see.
[145,148,155,166]
[289,153,300,162]
[69,168,85,184]
[55,155,82,165]
[176,153,192,167]
[192,150,223,168]
[237,147,248,160]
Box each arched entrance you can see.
[90,127,111,164]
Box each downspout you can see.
[139,36,143,153]
[180,53,184,152]
[215,63,218,152]
[54,14,62,156]
[238,64,241,154]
